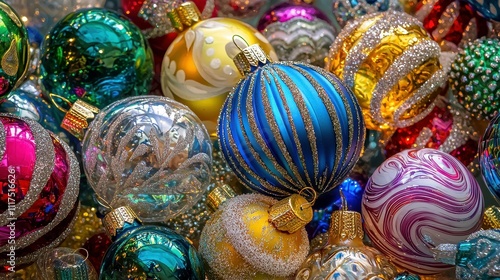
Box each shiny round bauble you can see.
[306,177,365,239]
[0,2,30,100]
[39,8,154,114]
[4,0,105,42]
[413,0,489,51]
[449,37,500,121]
[332,0,401,28]
[326,11,446,132]
[161,18,277,135]
[0,114,80,273]
[218,61,365,199]
[199,194,310,279]
[258,3,337,67]
[82,96,212,222]
[83,232,112,274]
[215,0,266,18]
[296,243,398,279]
[100,224,204,280]
[384,101,478,168]
[466,0,500,20]
[362,148,484,274]
[0,81,71,144]
[479,112,500,204]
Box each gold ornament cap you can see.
[232,39,272,76]
[102,206,141,238]
[167,1,201,32]
[60,99,99,141]
[329,190,364,246]
[206,184,237,212]
[268,189,315,234]
[483,206,500,230]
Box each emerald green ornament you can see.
[100,206,205,280]
[0,2,30,99]
[40,8,153,114]
[449,38,500,121]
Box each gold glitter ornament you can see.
[199,194,310,279]
[161,2,277,135]
[295,193,398,280]
[483,206,500,230]
[326,10,446,134]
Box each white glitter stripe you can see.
[439,107,473,152]
[0,115,55,226]
[0,132,80,250]
[343,11,423,89]
[414,0,441,22]
[370,40,441,126]
[393,69,446,127]
[415,127,433,148]
[432,1,460,42]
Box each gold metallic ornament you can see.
[295,193,398,279]
[161,2,277,136]
[326,11,445,133]
[199,194,310,280]
[483,206,500,230]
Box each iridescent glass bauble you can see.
[82,96,212,222]
[40,8,154,113]
[480,112,500,204]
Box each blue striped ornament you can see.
[218,61,365,199]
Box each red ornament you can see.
[384,100,478,168]
[82,232,112,274]
[414,0,489,51]
[0,115,80,274]
[121,0,217,54]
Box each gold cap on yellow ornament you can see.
[483,206,500,230]
[167,1,202,32]
[206,183,237,212]
[329,190,364,246]
[232,37,272,76]
[102,206,141,238]
[60,99,99,141]
[268,188,315,234]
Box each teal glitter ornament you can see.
[100,206,205,280]
[449,37,500,121]
[432,230,500,279]
[0,1,30,99]
[218,43,365,199]
[40,8,154,116]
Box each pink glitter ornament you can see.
[362,148,484,275]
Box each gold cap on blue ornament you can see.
[167,1,201,32]
[206,183,237,212]
[102,206,141,238]
[329,190,364,246]
[232,36,272,76]
[268,188,315,234]
[60,99,99,141]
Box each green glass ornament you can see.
[99,206,205,280]
[449,38,500,121]
[0,1,30,99]
[40,8,153,114]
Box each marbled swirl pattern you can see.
[362,148,484,275]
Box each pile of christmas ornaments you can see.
[0,0,499,279]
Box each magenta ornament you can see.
[257,3,331,31]
[362,148,484,275]
[0,114,80,274]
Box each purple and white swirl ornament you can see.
[361,148,484,275]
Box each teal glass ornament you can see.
[40,8,154,114]
[0,1,30,99]
[100,206,205,280]
[432,230,500,279]
[479,112,500,204]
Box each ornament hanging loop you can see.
[298,187,317,210]
[232,35,250,51]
